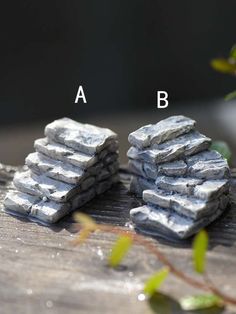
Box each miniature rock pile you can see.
[127,116,230,239]
[4,118,119,223]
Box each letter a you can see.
[157,91,168,108]
[75,85,87,103]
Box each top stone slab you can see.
[128,115,196,149]
[45,118,118,155]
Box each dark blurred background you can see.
[0,1,236,165]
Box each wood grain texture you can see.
[0,164,236,314]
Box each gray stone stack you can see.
[4,118,119,223]
[127,116,230,239]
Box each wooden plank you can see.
[0,164,235,314]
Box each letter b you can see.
[157,91,168,108]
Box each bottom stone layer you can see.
[130,204,226,239]
[4,174,119,224]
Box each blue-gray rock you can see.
[143,189,228,219]
[127,131,211,164]
[4,191,70,223]
[130,204,226,239]
[128,115,196,149]
[155,176,203,195]
[186,150,230,179]
[128,115,230,239]
[45,117,118,155]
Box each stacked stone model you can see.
[127,115,230,239]
[4,118,119,223]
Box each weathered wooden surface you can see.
[0,164,236,314]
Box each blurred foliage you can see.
[211,141,232,162]
[193,230,208,274]
[108,235,133,267]
[211,44,236,100]
[180,294,223,311]
[143,267,169,296]
[73,213,227,310]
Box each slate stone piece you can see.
[193,180,229,201]
[128,115,196,149]
[26,152,89,184]
[158,160,187,176]
[4,117,119,224]
[4,191,70,223]
[13,170,77,202]
[45,117,118,155]
[130,204,226,239]
[143,189,228,220]
[186,150,230,179]
[155,176,204,195]
[127,130,211,165]
[128,115,230,239]
[35,138,99,169]
[129,159,188,180]
[35,138,119,169]
[5,173,120,224]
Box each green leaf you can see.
[108,235,133,267]
[143,267,169,296]
[180,294,223,311]
[211,58,236,74]
[73,212,97,229]
[230,44,236,59]
[193,230,208,274]
[225,90,236,101]
[211,141,232,162]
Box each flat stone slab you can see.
[194,179,229,200]
[130,204,226,239]
[130,174,229,201]
[45,117,118,155]
[158,160,187,176]
[186,150,230,179]
[127,131,211,164]
[35,138,99,169]
[143,189,228,219]
[35,138,119,169]
[128,115,196,149]
[4,191,70,223]
[5,173,120,224]
[129,159,187,180]
[155,175,203,195]
[26,152,89,184]
[13,170,91,202]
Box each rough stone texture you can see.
[35,138,99,169]
[143,189,228,219]
[35,138,119,169]
[130,204,226,239]
[13,170,76,202]
[127,131,211,165]
[158,160,187,176]
[128,115,196,149]
[155,176,203,195]
[5,173,120,224]
[26,152,88,184]
[186,150,230,179]
[4,118,119,224]
[45,117,118,155]
[129,159,188,180]
[194,179,229,200]
[4,190,70,223]
[128,115,230,239]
